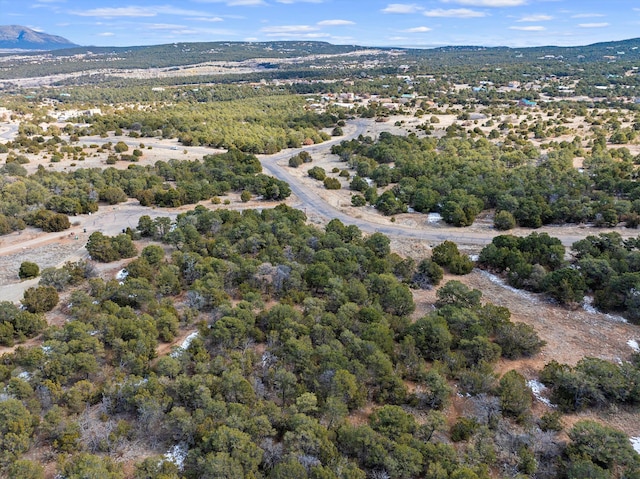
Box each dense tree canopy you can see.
[0,205,588,478]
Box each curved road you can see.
[2,116,637,252]
[258,119,634,248]
[0,115,637,304]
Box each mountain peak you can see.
[0,25,77,51]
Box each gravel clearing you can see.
[0,241,85,286]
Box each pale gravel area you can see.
[0,242,84,286]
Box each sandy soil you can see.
[406,261,640,437]
[7,133,225,175]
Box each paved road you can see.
[0,123,18,141]
[257,119,635,248]
[2,116,636,251]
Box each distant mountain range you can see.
[1,27,640,83]
[0,25,77,51]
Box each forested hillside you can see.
[2,37,640,83]
[1,205,637,478]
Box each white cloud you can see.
[193,0,266,5]
[381,3,423,14]
[71,7,156,18]
[423,8,486,18]
[32,0,65,7]
[147,23,186,30]
[509,25,545,31]
[518,14,552,22]
[330,35,355,42]
[188,16,224,22]
[161,6,219,15]
[261,25,319,33]
[70,5,216,18]
[265,32,330,38]
[317,19,355,26]
[152,26,237,36]
[98,32,115,36]
[578,22,609,28]
[404,26,432,32]
[443,0,526,6]
[571,13,605,18]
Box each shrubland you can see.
[0,206,636,478]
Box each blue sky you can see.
[2,0,639,48]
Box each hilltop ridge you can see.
[0,25,77,51]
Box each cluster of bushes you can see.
[288,151,312,168]
[410,280,545,369]
[21,285,59,314]
[541,357,640,412]
[572,232,640,322]
[0,149,291,237]
[323,177,341,190]
[18,261,39,280]
[0,300,46,346]
[24,209,71,232]
[479,231,640,321]
[332,131,640,228]
[478,232,565,288]
[134,150,291,206]
[308,166,326,181]
[39,260,97,291]
[86,231,137,262]
[431,240,475,275]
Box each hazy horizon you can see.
[2,0,637,50]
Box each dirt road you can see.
[0,116,637,304]
[258,118,636,249]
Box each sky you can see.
[2,0,640,49]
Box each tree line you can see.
[335,131,640,229]
[479,231,640,322]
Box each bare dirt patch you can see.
[0,233,85,285]
[407,261,638,372]
[407,264,640,437]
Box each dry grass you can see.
[411,265,640,437]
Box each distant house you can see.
[518,99,537,107]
